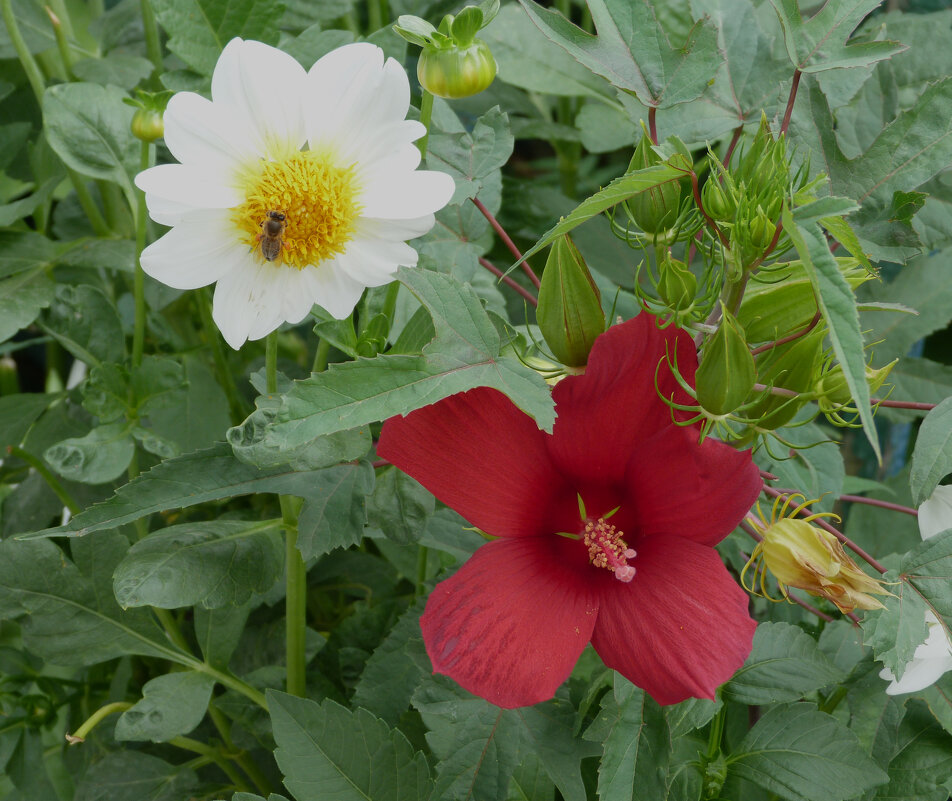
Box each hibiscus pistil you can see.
[583,517,637,582]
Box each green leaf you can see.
[897,529,952,633]
[268,691,433,801]
[44,422,135,485]
[724,622,846,704]
[73,751,199,801]
[366,466,434,545]
[0,176,61,227]
[517,163,685,266]
[44,284,126,366]
[115,671,215,742]
[783,210,879,459]
[0,268,55,344]
[150,0,284,77]
[728,702,889,801]
[0,393,52,451]
[194,602,251,669]
[0,535,181,666]
[885,358,952,422]
[583,675,669,801]
[919,673,952,738]
[113,520,284,609]
[861,568,930,679]
[71,54,156,89]
[769,0,904,73]
[518,0,720,108]
[873,701,952,801]
[425,106,514,205]
[242,269,554,460]
[756,420,845,513]
[352,600,428,726]
[295,462,374,560]
[481,4,615,99]
[24,442,370,540]
[42,83,138,205]
[910,397,952,505]
[0,230,60,280]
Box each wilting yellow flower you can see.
[742,494,890,614]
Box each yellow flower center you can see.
[232,150,362,270]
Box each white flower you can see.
[879,611,952,695]
[918,485,952,540]
[136,38,455,349]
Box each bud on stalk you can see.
[625,124,682,235]
[695,306,756,416]
[816,359,897,412]
[418,40,497,99]
[656,253,697,312]
[536,235,605,367]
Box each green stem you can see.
[46,6,74,77]
[380,280,400,323]
[47,0,76,42]
[67,169,111,236]
[818,685,849,715]
[191,661,268,709]
[367,0,385,31]
[68,701,132,742]
[153,607,192,653]
[139,0,163,84]
[209,704,272,793]
[416,90,435,159]
[132,140,152,369]
[169,736,250,792]
[267,332,307,697]
[198,289,246,424]
[705,703,727,760]
[311,338,330,373]
[414,545,428,600]
[8,446,79,514]
[1,0,46,101]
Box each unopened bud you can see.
[536,235,605,367]
[748,208,776,250]
[747,327,825,430]
[695,306,756,416]
[656,253,697,312]
[131,107,164,142]
[417,39,496,99]
[816,359,897,412]
[625,125,682,235]
[701,177,733,221]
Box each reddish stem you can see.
[749,311,822,356]
[780,69,802,136]
[761,485,888,575]
[470,197,541,289]
[873,398,937,411]
[724,125,743,168]
[478,256,538,307]
[648,106,658,145]
[839,494,918,517]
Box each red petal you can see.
[546,315,697,488]
[378,387,569,538]
[624,426,761,546]
[591,536,755,705]
[420,537,599,708]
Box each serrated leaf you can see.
[296,462,375,559]
[0,535,183,666]
[366,466,434,545]
[113,520,283,609]
[873,701,952,801]
[239,269,554,460]
[518,0,721,108]
[150,0,284,77]
[728,702,888,801]
[115,671,215,742]
[910,397,952,505]
[73,751,199,801]
[770,0,904,73]
[783,210,879,459]
[724,622,846,704]
[268,691,433,801]
[861,569,930,679]
[898,529,952,630]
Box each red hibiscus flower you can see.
[378,314,761,708]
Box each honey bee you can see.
[257,210,287,262]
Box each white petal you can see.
[140,209,246,290]
[163,91,258,170]
[211,38,308,159]
[918,485,952,540]
[141,194,192,227]
[882,655,952,695]
[335,236,416,286]
[136,164,242,216]
[299,261,367,319]
[212,259,278,348]
[359,167,456,219]
[359,214,437,241]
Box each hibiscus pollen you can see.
[583,518,637,582]
[232,150,362,269]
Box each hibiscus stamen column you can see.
[267,333,307,696]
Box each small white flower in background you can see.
[136,38,455,349]
[918,485,952,540]
[879,611,952,695]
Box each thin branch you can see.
[470,197,541,288]
[724,125,743,167]
[479,256,538,306]
[873,398,937,411]
[839,494,918,517]
[780,69,802,135]
[749,311,822,356]
[648,106,658,145]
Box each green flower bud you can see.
[747,327,826,429]
[816,359,897,412]
[696,306,756,416]
[701,177,734,221]
[625,126,682,235]
[536,235,605,367]
[417,39,497,99]
[131,107,164,142]
[748,208,776,250]
[656,253,697,311]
